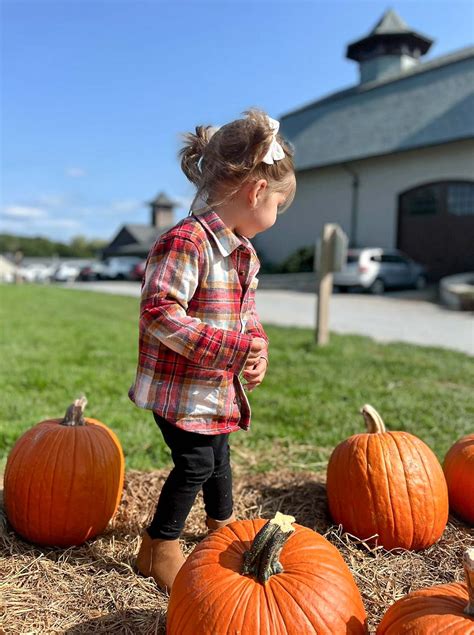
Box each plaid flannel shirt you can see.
[128,209,269,434]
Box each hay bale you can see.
[1,470,471,634]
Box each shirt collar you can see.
[192,209,251,258]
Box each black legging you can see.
[147,413,234,539]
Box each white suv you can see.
[100,257,142,280]
[333,249,428,294]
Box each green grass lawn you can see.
[1,284,472,474]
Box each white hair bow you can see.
[261,116,285,165]
[196,115,285,176]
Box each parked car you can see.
[52,263,81,282]
[100,257,142,280]
[18,263,55,283]
[129,260,146,281]
[78,262,107,281]
[333,249,428,294]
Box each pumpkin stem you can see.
[360,404,386,434]
[464,548,474,616]
[242,512,295,584]
[61,396,88,426]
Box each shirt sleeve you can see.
[140,234,252,374]
[245,285,269,364]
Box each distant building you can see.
[0,254,17,282]
[102,192,176,259]
[254,10,474,279]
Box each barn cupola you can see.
[346,9,433,84]
[149,192,176,229]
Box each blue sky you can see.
[2,0,473,242]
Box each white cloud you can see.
[36,194,70,208]
[66,167,86,178]
[41,219,82,229]
[74,205,101,217]
[0,217,82,239]
[109,199,143,214]
[0,191,164,241]
[71,199,144,219]
[1,202,82,239]
[2,205,47,219]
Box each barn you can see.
[254,10,474,279]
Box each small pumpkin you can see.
[377,547,474,634]
[444,433,474,525]
[4,396,124,547]
[326,405,449,550]
[167,512,368,634]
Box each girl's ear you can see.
[248,179,268,208]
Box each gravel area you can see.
[63,281,473,355]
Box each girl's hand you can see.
[242,357,268,392]
[244,337,267,369]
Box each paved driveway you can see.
[66,282,473,355]
[255,290,473,355]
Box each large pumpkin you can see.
[167,512,368,634]
[326,405,449,550]
[4,397,124,547]
[377,548,474,634]
[444,433,474,525]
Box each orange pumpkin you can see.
[167,512,368,634]
[4,397,124,547]
[444,433,474,525]
[377,547,474,634]
[326,405,449,550]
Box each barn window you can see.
[447,183,474,216]
[405,184,442,215]
[402,181,474,217]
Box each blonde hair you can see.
[179,108,295,213]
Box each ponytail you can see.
[179,109,295,210]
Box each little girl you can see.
[129,108,296,591]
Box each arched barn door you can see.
[397,181,474,280]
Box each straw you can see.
[1,469,471,634]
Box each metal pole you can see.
[342,163,359,248]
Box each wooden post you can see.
[13,250,23,285]
[316,225,334,345]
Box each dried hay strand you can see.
[1,469,472,634]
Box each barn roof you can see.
[281,46,474,171]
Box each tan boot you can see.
[135,531,185,592]
[205,513,236,533]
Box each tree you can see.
[0,234,107,258]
